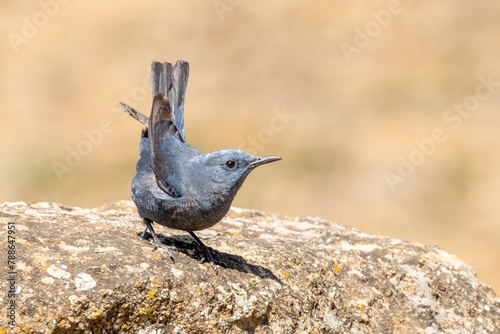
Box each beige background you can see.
[1,1,499,293]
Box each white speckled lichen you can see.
[0,201,498,333]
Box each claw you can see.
[189,231,218,274]
[142,218,176,263]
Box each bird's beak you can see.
[248,156,282,169]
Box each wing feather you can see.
[149,93,183,197]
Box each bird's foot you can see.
[188,231,219,274]
[200,247,218,275]
[139,230,176,263]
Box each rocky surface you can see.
[0,201,499,333]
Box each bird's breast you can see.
[132,170,235,232]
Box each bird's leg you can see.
[188,231,218,274]
[141,218,159,250]
[141,218,175,263]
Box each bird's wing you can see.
[149,92,187,198]
[151,61,189,141]
[119,102,149,125]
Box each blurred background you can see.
[1,1,499,292]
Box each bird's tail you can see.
[151,61,189,141]
[119,60,189,140]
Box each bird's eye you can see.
[225,160,236,169]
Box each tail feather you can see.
[151,61,189,141]
[170,62,189,138]
[120,60,189,139]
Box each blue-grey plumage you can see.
[120,61,280,265]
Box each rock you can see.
[0,201,499,333]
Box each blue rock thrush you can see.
[119,60,281,269]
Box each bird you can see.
[119,60,281,270]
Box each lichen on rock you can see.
[0,201,499,333]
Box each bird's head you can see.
[197,149,281,195]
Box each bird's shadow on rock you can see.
[139,232,282,284]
